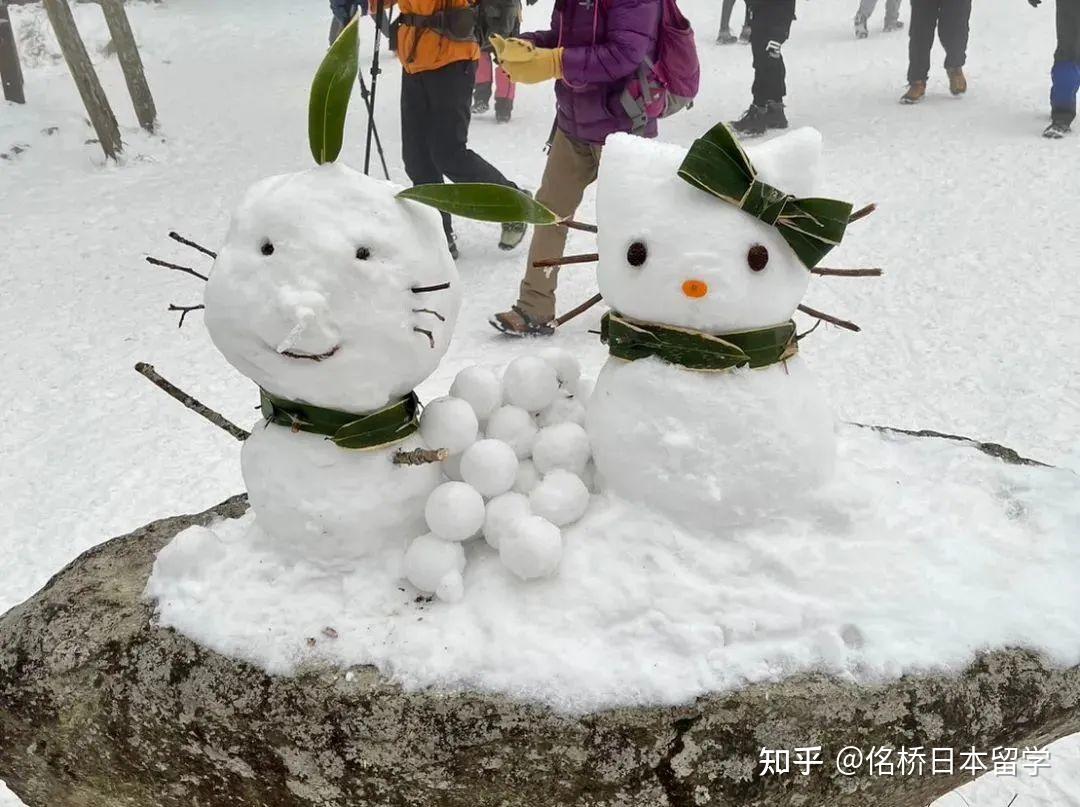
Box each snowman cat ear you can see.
[744,127,822,199]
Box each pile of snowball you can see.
[403,349,595,602]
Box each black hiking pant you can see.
[1053,0,1080,124]
[748,0,796,105]
[906,0,971,84]
[401,59,518,236]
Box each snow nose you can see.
[274,289,339,355]
[682,279,709,299]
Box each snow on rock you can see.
[482,492,532,550]
[424,482,486,542]
[499,515,563,581]
[403,533,466,598]
[148,426,1080,713]
[449,365,502,422]
[531,423,592,476]
[419,396,479,455]
[485,405,539,459]
[459,439,519,498]
[502,356,560,413]
[528,470,591,527]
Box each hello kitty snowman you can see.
[586,124,856,529]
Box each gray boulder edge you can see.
[1,435,1077,807]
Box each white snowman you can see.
[586,127,844,529]
[204,161,461,569]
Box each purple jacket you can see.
[525,0,661,144]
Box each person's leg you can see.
[1051,0,1080,127]
[425,61,517,188]
[721,0,737,31]
[938,0,971,71]
[474,50,494,108]
[400,69,451,236]
[857,0,879,21]
[749,0,794,105]
[885,0,903,26]
[514,131,601,323]
[495,66,514,100]
[906,0,938,83]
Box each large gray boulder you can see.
[1,431,1077,807]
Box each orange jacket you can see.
[383,0,480,74]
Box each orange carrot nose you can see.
[682,279,709,298]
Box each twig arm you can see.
[533,253,599,269]
[168,231,217,259]
[555,293,604,327]
[134,362,249,441]
[797,304,861,333]
[392,447,448,466]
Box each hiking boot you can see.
[739,24,751,43]
[495,98,513,123]
[716,27,738,44]
[490,307,555,337]
[471,97,490,115]
[854,13,869,39]
[498,189,530,250]
[446,231,459,260]
[947,67,967,96]
[900,81,926,104]
[763,101,788,129]
[1044,120,1071,138]
[731,104,769,136]
[883,17,904,32]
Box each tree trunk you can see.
[42,0,121,159]
[0,2,26,104]
[99,0,155,132]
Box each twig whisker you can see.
[413,327,435,348]
[168,231,218,259]
[168,303,205,328]
[412,308,446,322]
[411,282,451,294]
[147,256,209,282]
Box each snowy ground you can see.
[1,0,1078,804]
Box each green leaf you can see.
[396,183,560,225]
[309,15,360,164]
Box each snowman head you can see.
[597,128,824,334]
[204,162,461,413]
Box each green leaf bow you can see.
[677,123,854,269]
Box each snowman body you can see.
[586,130,836,528]
[205,163,460,568]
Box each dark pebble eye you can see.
[626,241,648,267]
[355,246,371,260]
[747,244,769,272]
[260,240,274,256]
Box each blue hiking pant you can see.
[1052,0,1080,125]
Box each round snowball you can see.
[537,347,581,389]
[403,533,466,594]
[424,481,486,542]
[485,405,539,459]
[442,451,464,482]
[529,469,590,527]
[435,570,465,603]
[537,395,587,428]
[499,515,563,580]
[450,366,502,421]
[483,491,531,549]
[502,356,560,412]
[460,439,519,498]
[532,423,591,476]
[513,459,541,494]
[420,397,478,455]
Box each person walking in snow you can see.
[329,0,367,39]
[731,0,796,137]
[900,0,971,103]
[854,0,904,39]
[1029,0,1080,138]
[717,0,751,44]
[384,0,529,258]
[473,0,532,122]
[486,0,662,336]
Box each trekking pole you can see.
[357,69,390,180]
[364,0,386,176]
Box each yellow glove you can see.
[489,34,563,84]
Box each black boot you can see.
[495,97,513,123]
[731,104,769,136]
[1044,120,1072,139]
[763,101,789,130]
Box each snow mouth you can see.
[278,345,341,362]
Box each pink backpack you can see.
[616,0,701,134]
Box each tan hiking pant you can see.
[516,129,603,322]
